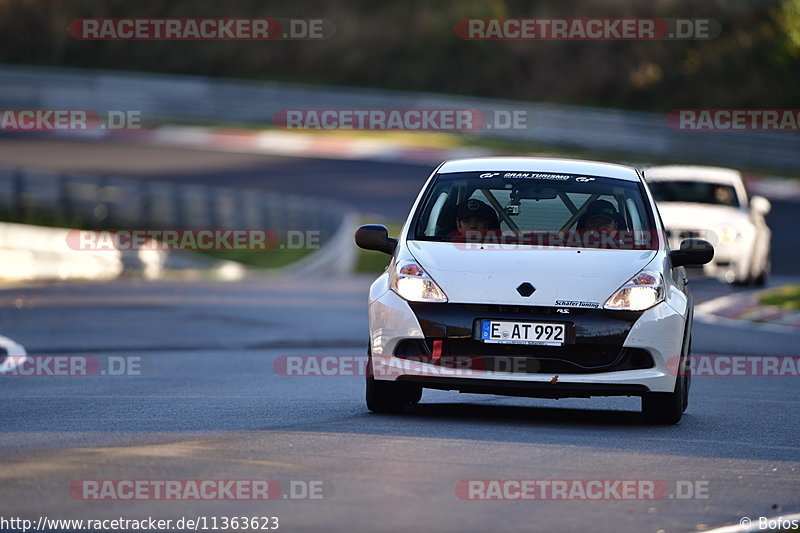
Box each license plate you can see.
[479,320,566,346]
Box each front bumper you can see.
[369,289,686,395]
[703,243,750,283]
[668,232,752,283]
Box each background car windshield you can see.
[648,180,740,207]
[414,171,657,249]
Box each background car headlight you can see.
[390,260,448,302]
[718,225,740,245]
[604,271,664,311]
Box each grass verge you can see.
[354,218,403,274]
[759,284,800,310]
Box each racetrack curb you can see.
[0,334,28,372]
[52,125,488,166]
[47,125,800,203]
[696,287,800,331]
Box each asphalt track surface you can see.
[0,138,799,533]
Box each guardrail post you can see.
[206,187,219,229]
[58,173,71,225]
[138,180,152,229]
[94,176,109,228]
[173,182,185,229]
[12,168,26,222]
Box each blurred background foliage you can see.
[0,0,798,110]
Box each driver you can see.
[455,199,496,235]
[713,185,735,206]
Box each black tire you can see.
[405,384,423,405]
[682,338,692,413]
[642,374,685,424]
[365,355,422,414]
[642,337,690,425]
[751,261,770,287]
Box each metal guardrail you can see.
[0,166,349,247]
[1,64,799,172]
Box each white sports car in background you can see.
[645,165,772,286]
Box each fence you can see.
[0,166,349,246]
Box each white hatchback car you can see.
[645,165,772,285]
[356,157,714,424]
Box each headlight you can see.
[390,260,448,302]
[718,225,740,245]
[604,271,664,311]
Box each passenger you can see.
[577,199,620,231]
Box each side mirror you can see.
[750,195,771,215]
[355,224,397,255]
[670,239,714,268]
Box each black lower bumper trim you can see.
[396,376,650,399]
[394,339,654,374]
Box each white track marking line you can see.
[0,335,28,373]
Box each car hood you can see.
[406,240,658,307]
[657,203,748,229]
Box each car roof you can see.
[644,165,743,185]
[437,157,641,182]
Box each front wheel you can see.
[365,359,421,414]
[642,350,692,425]
[642,368,686,425]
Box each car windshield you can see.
[648,180,740,208]
[413,171,658,250]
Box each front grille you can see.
[462,303,594,316]
[666,229,703,240]
[394,339,654,374]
